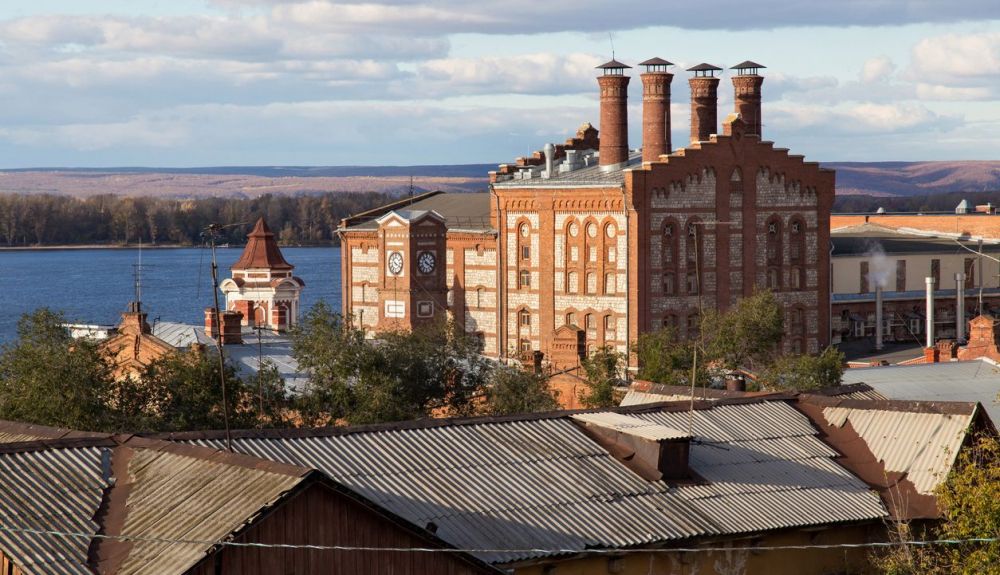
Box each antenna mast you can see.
[204,223,233,451]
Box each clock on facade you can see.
[417,251,436,274]
[387,251,404,275]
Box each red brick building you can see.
[339,58,833,368]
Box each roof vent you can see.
[572,412,692,481]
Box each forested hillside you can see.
[0,192,394,247]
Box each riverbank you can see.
[0,243,337,251]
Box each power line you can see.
[0,523,996,555]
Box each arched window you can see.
[730,167,743,194]
[604,273,616,295]
[519,309,531,327]
[685,219,702,295]
[566,311,577,327]
[790,307,805,335]
[789,216,806,291]
[475,287,484,308]
[604,314,616,342]
[567,271,579,294]
[662,220,679,296]
[585,313,595,330]
[519,269,531,289]
[604,223,617,264]
[586,272,596,294]
[766,215,783,291]
[687,312,700,338]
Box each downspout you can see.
[621,184,630,375]
[491,183,505,362]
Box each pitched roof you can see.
[841,358,1000,422]
[341,192,493,232]
[231,218,293,271]
[166,398,890,564]
[0,435,311,575]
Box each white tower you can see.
[220,218,304,332]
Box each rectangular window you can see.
[519,311,531,326]
[860,261,870,294]
[687,271,699,294]
[895,260,906,292]
[417,301,433,318]
[519,270,530,289]
[384,301,405,319]
[965,258,975,289]
[931,259,940,287]
[521,246,530,260]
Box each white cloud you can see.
[861,56,895,83]
[910,31,1000,78]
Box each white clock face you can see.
[417,251,436,274]
[388,251,404,275]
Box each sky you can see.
[0,0,996,167]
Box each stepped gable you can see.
[231,217,294,271]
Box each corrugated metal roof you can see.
[0,446,109,575]
[115,446,303,574]
[620,391,694,406]
[571,412,691,440]
[185,400,887,564]
[342,193,493,232]
[820,405,972,494]
[0,438,309,575]
[493,153,642,189]
[841,359,1000,423]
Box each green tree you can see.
[0,309,115,430]
[701,290,784,371]
[872,434,1000,574]
[483,366,558,416]
[756,346,845,391]
[634,327,703,387]
[290,303,492,425]
[579,346,625,408]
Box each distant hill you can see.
[0,161,997,199]
[822,161,1000,197]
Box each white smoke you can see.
[865,241,894,289]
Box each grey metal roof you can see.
[115,445,303,574]
[831,235,980,256]
[341,192,493,232]
[492,152,642,189]
[184,400,887,564]
[571,412,691,440]
[0,438,309,575]
[152,322,308,392]
[0,446,109,575]
[841,359,1000,422]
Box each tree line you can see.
[0,192,395,247]
[834,190,1000,214]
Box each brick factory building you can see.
[339,58,834,369]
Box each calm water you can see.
[0,247,341,343]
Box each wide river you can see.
[0,247,341,344]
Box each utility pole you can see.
[204,223,233,451]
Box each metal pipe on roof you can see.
[875,286,884,351]
[926,276,936,348]
[956,272,966,343]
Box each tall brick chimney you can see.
[730,61,766,138]
[639,57,673,162]
[687,63,722,144]
[596,59,631,168]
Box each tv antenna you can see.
[132,239,150,306]
[203,223,234,451]
[608,33,615,60]
[408,175,415,205]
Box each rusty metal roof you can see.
[180,399,888,564]
[819,404,973,494]
[0,437,310,575]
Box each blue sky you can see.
[0,0,996,167]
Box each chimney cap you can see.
[596,59,631,75]
[687,63,723,77]
[731,60,766,75]
[639,57,673,72]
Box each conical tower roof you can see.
[231,218,294,271]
